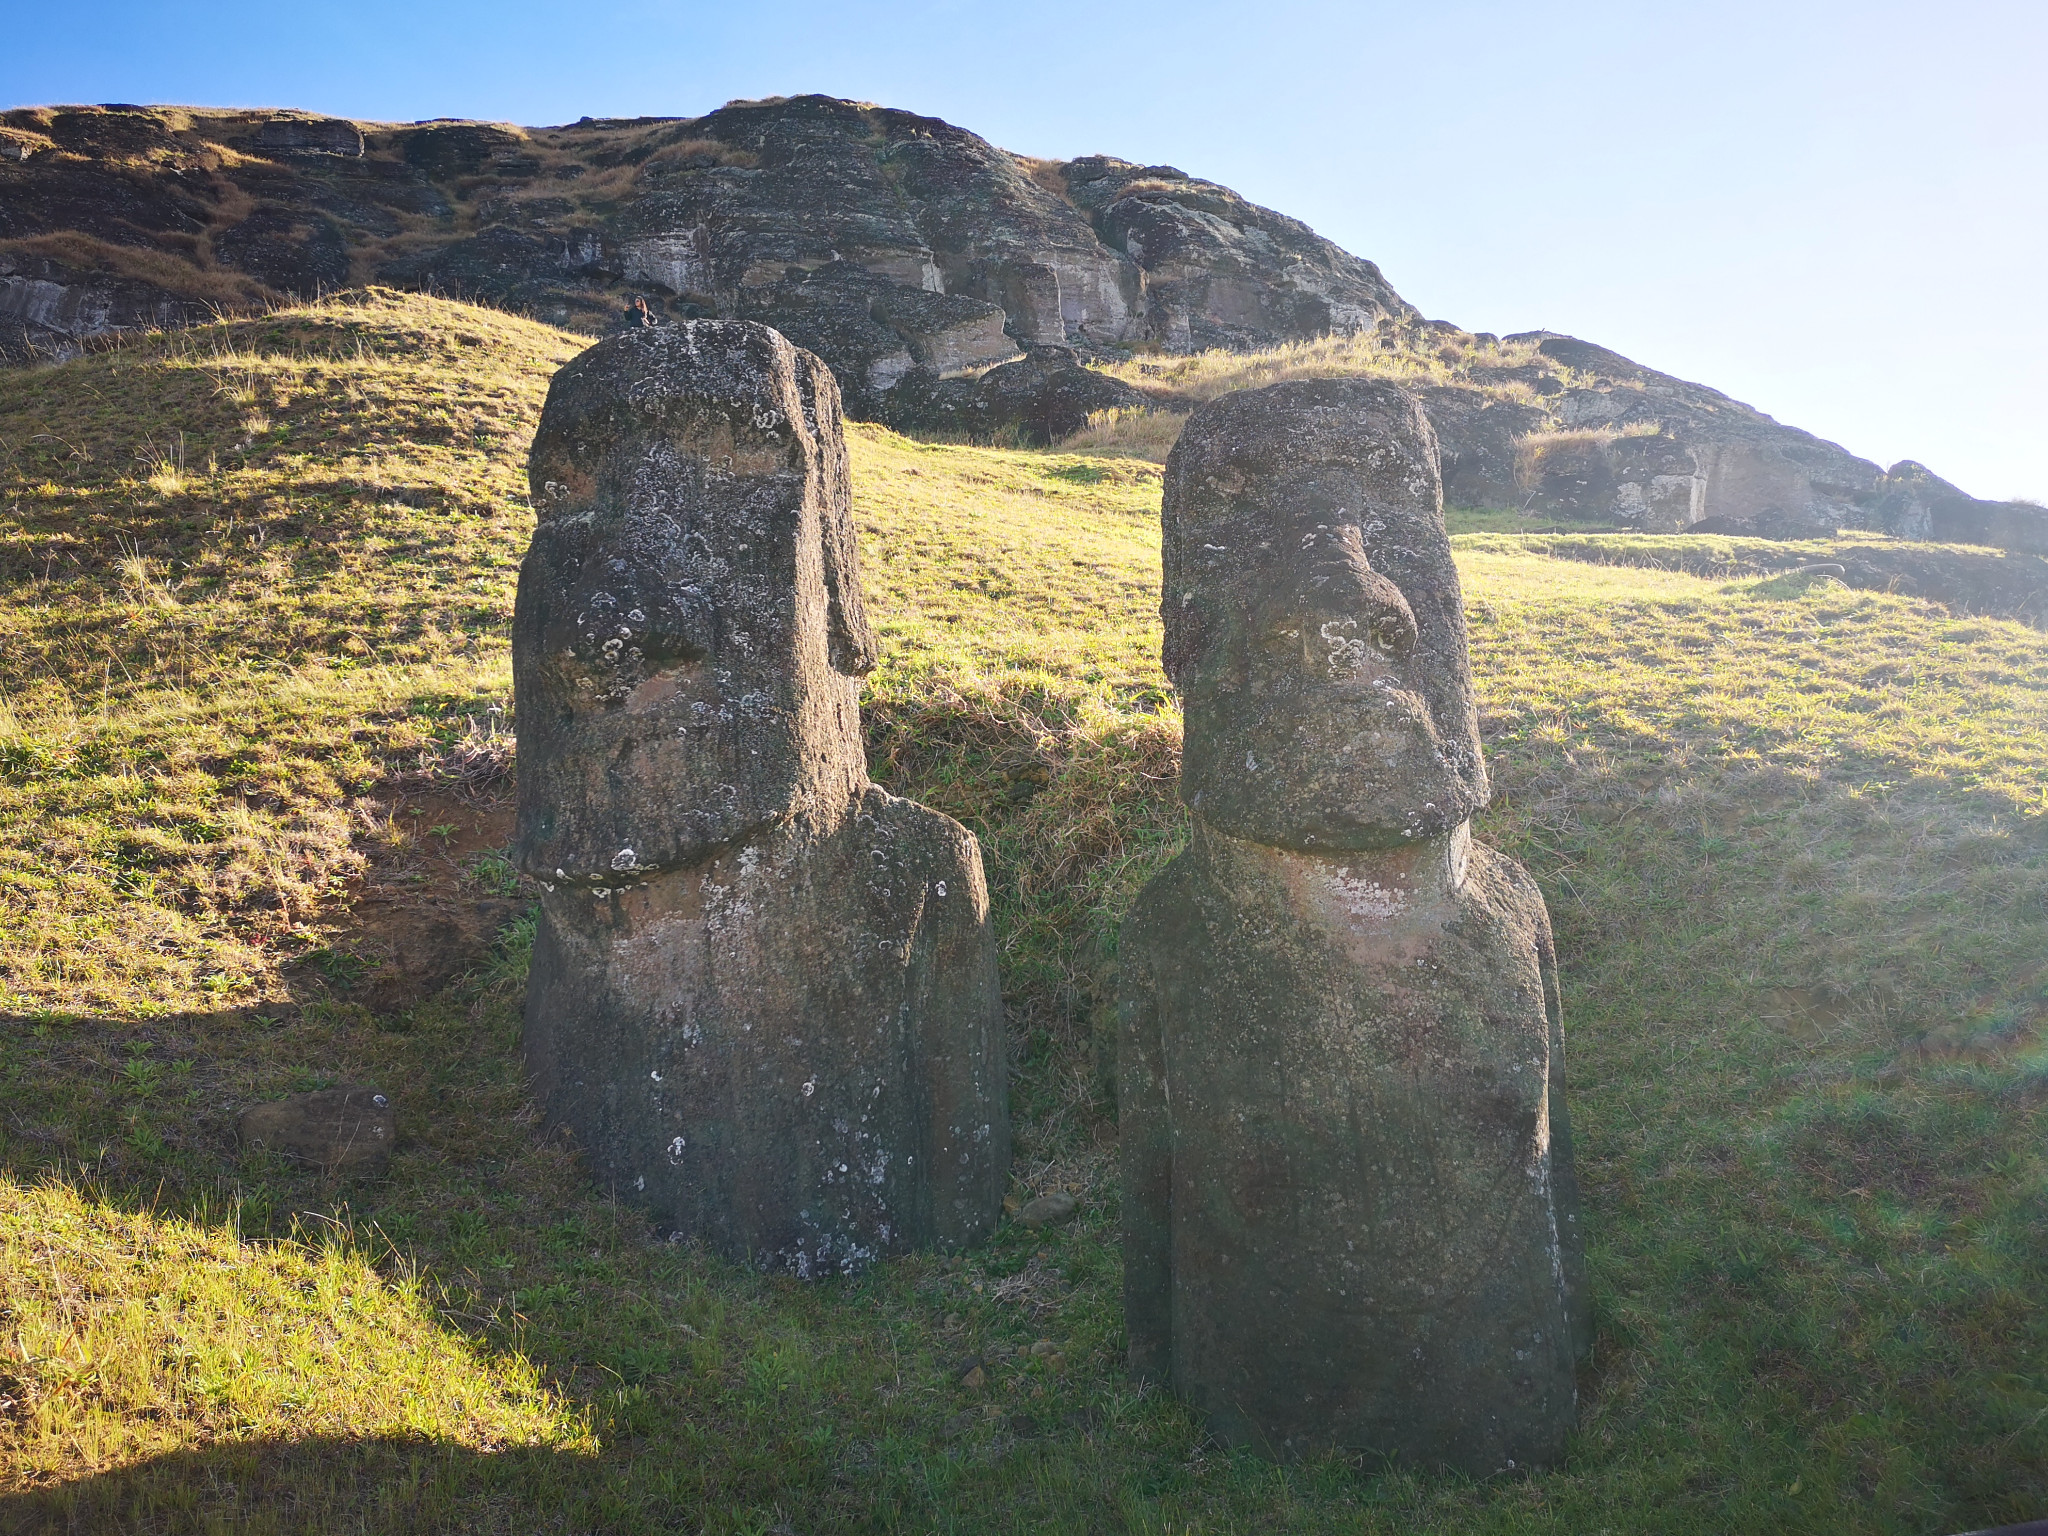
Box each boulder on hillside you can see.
[255,116,364,158]
[957,345,1148,442]
[876,344,1150,446]
[1866,460,2048,554]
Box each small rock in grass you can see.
[940,1408,977,1440]
[238,1086,395,1173]
[1016,1191,1077,1229]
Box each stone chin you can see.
[1180,691,1486,852]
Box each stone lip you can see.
[1162,378,1487,850]
[513,320,875,884]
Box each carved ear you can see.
[821,504,879,676]
[791,347,879,677]
[1161,594,1206,687]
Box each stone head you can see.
[1160,378,1487,850]
[513,320,878,882]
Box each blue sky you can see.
[7,0,2044,500]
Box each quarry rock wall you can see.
[2,97,2035,544]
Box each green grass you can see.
[2,293,2045,1533]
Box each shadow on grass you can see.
[7,678,2048,1534]
[0,1437,603,1536]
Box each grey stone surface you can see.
[1121,378,1587,1472]
[254,115,365,158]
[513,320,1009,1274]
[239,1087,395,1173]
[1868,459,2048,555]
[1016,1191,1078,1229]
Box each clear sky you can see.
[7,0,2043,500]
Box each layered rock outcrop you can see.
[1120,379,1587,1471]
[0,97,1410,439]
[1,97,2031,531]
[513,320,1009,1273]
[1437,334,2047,545]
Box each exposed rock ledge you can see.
[2,97,2035,550]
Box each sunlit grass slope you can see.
[2,294,2045,1533]
[0,289,581,1014]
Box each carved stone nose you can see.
[1305,563,1417,660]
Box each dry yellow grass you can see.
[1,1178,590,1485]
[1094,328,1550,408]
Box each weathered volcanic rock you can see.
[513,320,1009,1274]
[0,97,2025,538]
[254,115,365,158]
[1062,157,1413,352]
[878,343,1151,445]
[240,1086,396,1173]
[1121,379,1587,1472]
[212,205,352,293]
[399,122,527,180]
[1498,333,1883,536]
[1864,459,2048,554]
[0,249,221,363]
[1607,432,1703,531]
[1418,385,1548,511]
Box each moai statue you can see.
[1119,378,1589,1472]
[514,321,1009,1276]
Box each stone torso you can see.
[512,322,1007,1273]
[527,788,1006,1274]
[1121,824,1585,1472]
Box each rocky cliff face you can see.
[3,96,2035,547]
[1436,334,1892,536]
[0,99,1409,412]
[1425,334,2043,548]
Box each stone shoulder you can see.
[1457,839,1554,947]
[847,785,991,920]
[1116,845,1202,973]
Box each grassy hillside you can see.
[2,293,2045,1534]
